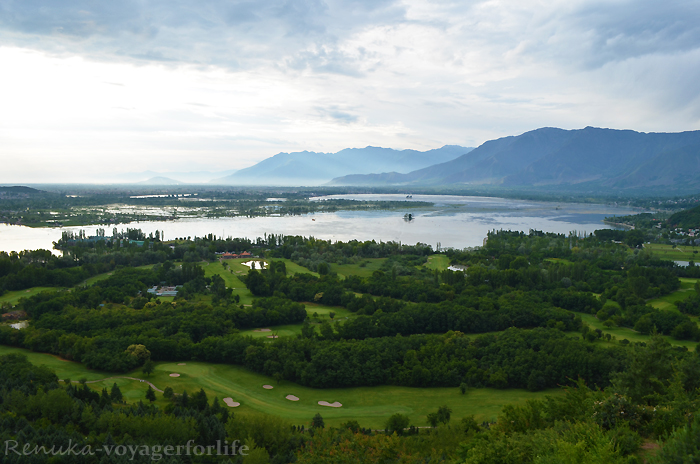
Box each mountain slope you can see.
[329,127,700,191]
[211,145,472,185]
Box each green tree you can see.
[142,358,155,377]
[301,320,315,339]
[110,382,123,403]
[311,413,325,429]
[125,344,151,363]
[426,412,439,428]
[145,385,156,402]
[437,405,452,424]
[459,382,468,394]
[613,332,674,404]
[163,386,174,400]
[386,413,410,435]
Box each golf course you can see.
[0,344,560,429]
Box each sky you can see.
[1,0,699,183]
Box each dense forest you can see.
[1,228,700,462]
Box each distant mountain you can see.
[96,169,238,184]
[329,127,700,192]
[135,177,186,185]
[210,146,472,186]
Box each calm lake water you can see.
[0,195,637,253]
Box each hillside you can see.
[668,204,700,229]
[329,127,700,192]
[211,145,472,186]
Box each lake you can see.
[0,194,637,253]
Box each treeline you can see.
[0,323,629,391]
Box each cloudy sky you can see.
[1,0,699,182]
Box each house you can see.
[221,252,239,259]
[146,286,180,297]
[239,251,252,258]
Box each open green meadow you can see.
[579,313,698,351]
[648,278,698,311]
[238,324,304,338]
[202,261,254,304]
[0,287,65,306]
[80,264,157,287]
[330,258,386,278]
[0,345,561,428]
[423,255,450,270]
[544,258,573,265]
[644,243,700,261]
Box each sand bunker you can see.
[223,398,240,407]
[242,260,267,269]
[286,395,300,401]
[267,335,279,339]
[177,363,186,365]
[262,385,274,389]
[254,328,272,332]
[169,373,180,377]
[318,401,343,408]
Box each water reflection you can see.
[0,195,637,253]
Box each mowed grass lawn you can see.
[0,287,65,306]
[0,345,560,428]
[579,313,698,351]
[644,243,700,262]
[423,255,450,271]
[330,258,386,279]
[648,278,699,311]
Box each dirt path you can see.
[73,376,164,393]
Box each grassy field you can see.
[644,243,700,262]
[237,303,356,339]
[0,287,65,306]
[648,278,698,311]
[0,345,561,428]
[202,261,255,304]
[544,258,574,265]
[579,313,698,351]
[330,258,386,279]
[80,264,157,287]
[423,255,450,271]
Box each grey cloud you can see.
[573,0,700,66]
[0,0,406,70]
[316,105,360,124]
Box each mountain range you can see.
[211,146,472,186]
[329,127,700,192]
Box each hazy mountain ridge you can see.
[329,127,700,191]
[211,145,473,186]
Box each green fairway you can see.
[0,287,64,306]
[202,261,255,304]
[303,302,354,319]
[0,345,112,380]
[0,344,560,428]
[274,259,318,277]
[544,258,573,265]
[238,303,356,339]
[644,243,700,262]
[648,278,698,311]
[423,255,450,271]
[238,324,303,338]
[330,258,386,278]
[579,313,697,351]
